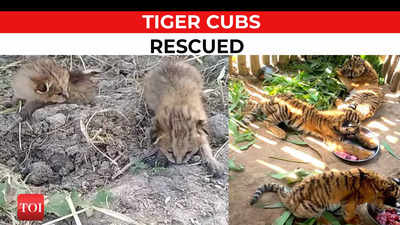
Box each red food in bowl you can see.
[376,208,400,225]
[335,151,358,161]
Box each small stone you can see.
[208,113,228,144]
[46,113,66,126]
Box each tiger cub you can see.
[243,93,374,159]
[144,60,223,177]
[336,56,384,120]
[250,168,400,225]
[9,58,98,121]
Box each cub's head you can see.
[29,58,70,103]
[382,178,400,207]
[336,108,361,135]
[153,105,207,164]
[339,56,366,78]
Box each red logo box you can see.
[17,194,44,221]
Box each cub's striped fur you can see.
[243,93,374,159]
[336,56,384,120]
[250,168,400,225]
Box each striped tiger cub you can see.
[336,56,384,121]
[243,93,375,159]
[250,168,400,225]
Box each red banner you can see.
[0,11,400,33]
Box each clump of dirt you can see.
[0,55,229,224]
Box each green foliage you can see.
[46,189,111,217]
[228,80,256,149]
[273,210,292,225]
[264,57,348,110]
[381,139,400,160]
[229,79,249,120]
[263,202,285,209]
[229,119,255,151]
[228,158,245,172]
[130,160,148,174]
[321,211,341,225]
[46,191,79,217]
[92,189,112,208]
[270,168,322,185]
[0,182,7,207]
[298,217,316,225]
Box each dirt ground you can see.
[0,55,229,225]
[229,85,400,225]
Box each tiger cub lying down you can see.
[243,93,377,159]
[250,168,400,225]
[336,56,384,121]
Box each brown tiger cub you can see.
[8,58,98,121]
[143,60,224,177]
[250,168,400,225]
[243,93,374,159]
[336,56,384,120]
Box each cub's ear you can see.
[68,69,103,83]
[196,119,209,136]
[392,177,400,185]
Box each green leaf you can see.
[263,202,285,209]
[381,140,400,160]
[238,139,256,151]
[270,172,288,180]
[92,189,112,208]
[322,211,341,225]
[228,159,245,172]
[273,210,292,225]
[71,190,90,209]
[284,215,295,225]
[294,168,312,178]
[45,192,71,217]
[0,182,7,207]
[286,139,308,146]
[298,217,316,225]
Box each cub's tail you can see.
[250,183,288,205]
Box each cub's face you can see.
[340,56,366,78]
[337,109,360,135]
[155,119,206,164]
[382,178,400,207]
[34,70,70,104]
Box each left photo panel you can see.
[0,55,229,224]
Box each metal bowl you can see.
[333,127,380,163]
[366,204,400,225]
[367,204,383,225]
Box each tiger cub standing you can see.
[336,56,384,121]
[243,93,375,159]
[250,168,400,225]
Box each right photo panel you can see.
[228,55,400,225]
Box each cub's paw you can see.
[265,125,287,139]
[205,159,224,178]
[352,148,373,160]
[142,150,170,168]
[356,128,379,149]
[153,152,170,168]
[340,142,373,160]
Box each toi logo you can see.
[17,194,44,221]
